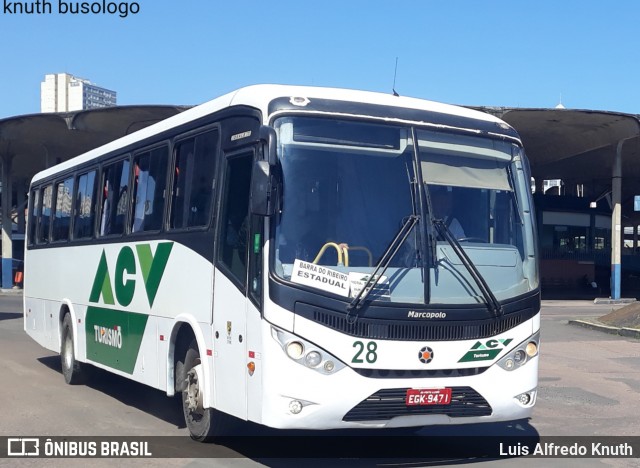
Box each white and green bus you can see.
[24,85,540,440]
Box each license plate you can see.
[406,388,452,406]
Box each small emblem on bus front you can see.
[418,346,434,364]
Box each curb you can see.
[593,298,637,305]
[568,319,640,339]
[0,288,23,295]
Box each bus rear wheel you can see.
[60,314,86,385]
[180,339,226,441]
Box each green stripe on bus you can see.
[85,306,149,374]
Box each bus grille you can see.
[353,367,488,379]
[308,306,527,341]
[343,387,492,422]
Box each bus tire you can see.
[180,339,225,441]
[60,313,86,385]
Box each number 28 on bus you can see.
[24,85,540,440]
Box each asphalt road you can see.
[0,294,639,467]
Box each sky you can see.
[1,0,640,119]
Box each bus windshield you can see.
[272,116,537,306]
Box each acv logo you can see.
[89,242,173,308]
[458,338,513,363]
[418,346,434,364]
[471,338,513,350]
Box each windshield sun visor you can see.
[421,154,512,191]
[417,130,513,190]
[278,120,409,156]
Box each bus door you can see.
[212,149,254,420]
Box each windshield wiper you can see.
[432,219,503,317]
[346,215,418,323]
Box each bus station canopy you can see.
[0,105,189,185]
[476,107,640,224]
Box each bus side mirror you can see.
[250,160,276,216]
[259,125,277,166]
[251,126,278,216]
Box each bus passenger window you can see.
[74,170,97,239]
[170,129,218,230]
[28,189,40,246]
[38,185,53,244]
[52,177,74,242]
[99,158,130,236]
[131,147,168,233]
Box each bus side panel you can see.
[24,246,82,353]
[23,296,49,351]
[24,241,214,393]
[245,304,263,424]
[212,270,248,420]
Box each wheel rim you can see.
[63,333,73,370]
[185,364,204,420]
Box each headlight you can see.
[286,341,304,360]
[271,326,346,375]
[305,351,322,368]
[497,331,540,371]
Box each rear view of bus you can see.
[258,92,539,431]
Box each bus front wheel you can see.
[180,339,226,441]
[60,313,86,385]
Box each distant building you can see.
[40,73,117,113]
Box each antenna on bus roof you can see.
[392,57,400,97]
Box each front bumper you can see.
[259,330,538,430]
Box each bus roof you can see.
[32,84,514,183]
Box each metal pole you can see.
[1,156,13,289]
[16,180,26,235]
[611,140,623,299]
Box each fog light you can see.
[324,360,335,373]
[305,351,322,368]
[286,342,304,360]
[526,342,538,357]
[504,358,515,370]
[516,392,532,405]
[289,400,303,414]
